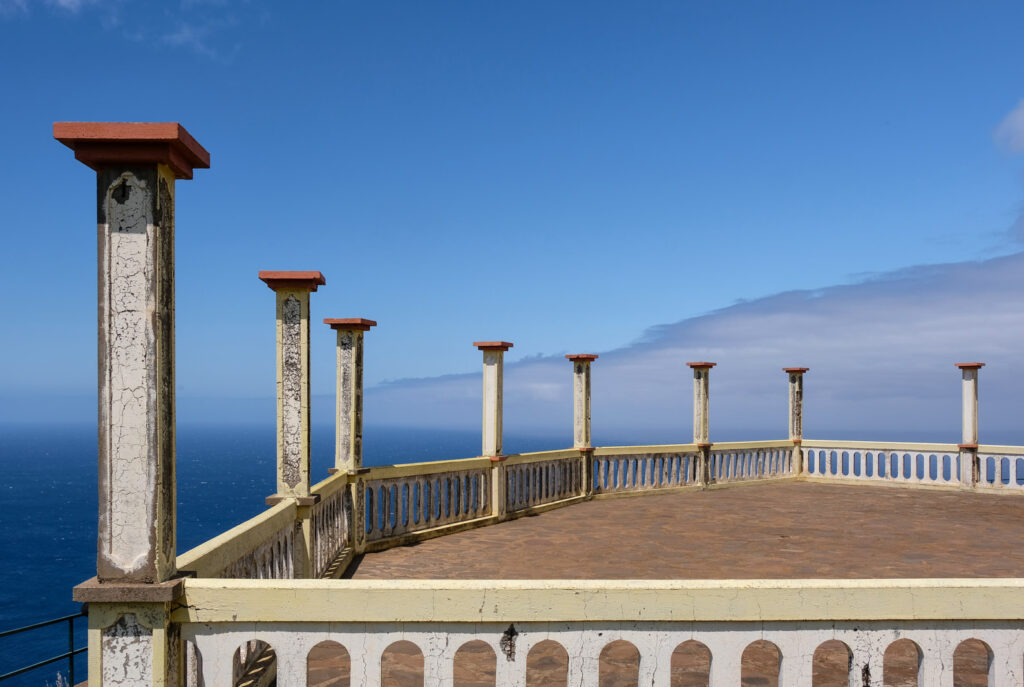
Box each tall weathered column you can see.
[566,354,598,449]
[687,362,716,485]
[956,362,984,487]
[475,341,513,457]
[57,122,209,687]
[476,341,512,521]
[55,122,208,584]
[687,362,715,444]
[784,367,809,475]
[324,318,376,474]
[259,271,326,503]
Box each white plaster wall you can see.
[184,619,1024,687]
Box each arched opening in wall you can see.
[812,640,851,686]
[233,640,276,687]
[670,640,710,687]
[526,640,568,687]
[454,640,497,687]
[741,640,780,687]
[599,640,640,687]
[307,640,350,687]
[883,638,922,687]
[953,638,992,687]
[381,641,424,687]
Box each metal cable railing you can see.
[0,610,87,685]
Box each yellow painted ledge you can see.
[174,578,1024,624]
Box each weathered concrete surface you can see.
[350,482,1024,579]
[687,363,714,444]
[566,355,595,449]
[101,614,152,685]
[280,293,304,489]
[96,165,177,584]
[481,350,504,457]
[325,320,376,473]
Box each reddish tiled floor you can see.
[350,482,1024,579]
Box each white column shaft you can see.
[693,369,710,444]
[573,362,592,448]
[276,288,311,498]
[961,368,979,445]
[335,329,364,472]
[96,165,177,583]
[482,350,504,456]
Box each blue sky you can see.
[2,1,1024,440]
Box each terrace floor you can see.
[349,481,1024,579]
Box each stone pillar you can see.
[687,362,715,486]
[474,341,513,457]
[324,318,376,474]
[55,122,208,585]
[56,122,209,687]
[784,367,809,475]
[687,362,715,445]
[566,354,598,449]
[259,271,326,503]
[567,354,597,499]
[956,362,984,487]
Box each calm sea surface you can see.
[0,422,569,685]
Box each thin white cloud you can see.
[365,252,1024,444]
[0,0,28,14]
[996,99,1024,154]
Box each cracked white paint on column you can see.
[788,374,804,441]
[572,362,592,449]
[482,351,503,457]
[692,369,710,444]
[335,330,364,472]
[280,295,302,488]
[101,614,153,685]
[97,167,176,582]
[961,367,980,446]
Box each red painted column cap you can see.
[955,362,985,370]
[474,341,514,351]
[53,122,210,180]
[566,354,599,361]
[324,318,377,331]
[258,270,326,292]
[783,367,810,373]
[686,361,717,369]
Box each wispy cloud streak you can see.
[366,253,1024,443]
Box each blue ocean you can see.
[0,422,568,686]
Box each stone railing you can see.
[358,458,494,548]
[309,472,352,578]
[802,441,966,488]
[709,441,796,484]
[591,445,700,495]
[177,500,297,580]
[504,449,584,513]
[176,578,1024,686]
[978,446,1024,490]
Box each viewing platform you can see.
[51,122,1024,687]
[348,481,1024,580]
